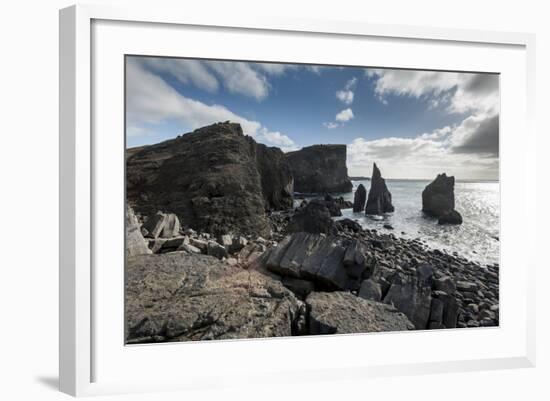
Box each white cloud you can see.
[126,59,296,150]
[336,90,354,105]
[323,122,339,129]
[335,108,354,122]
[205,61,269,100]
[335,77,357,105]
[366,68,499,115]
[139,57,219,92]
[347,112,499,180]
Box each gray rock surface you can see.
[306,292,414,334]
[264,232,369,290]
[125,252,304,343]
[126,206,151,257]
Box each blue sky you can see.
[126,56,499,179]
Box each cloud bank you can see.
[126,58,297,151]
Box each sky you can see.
[126,56,500,180]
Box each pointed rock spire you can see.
[365,163,394,215]
[353,183,367,212]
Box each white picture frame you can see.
[59,3,536,397]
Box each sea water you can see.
[298,180,500,267]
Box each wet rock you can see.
[365,163,394,215]
[438,210,463,225]
[125,253,303,343]
[306,292,414,334]
[286,144,353,193]
[353,184,367,212]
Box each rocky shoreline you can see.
[125,122,498,344]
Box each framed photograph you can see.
[59,4,536,397]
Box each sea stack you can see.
[353,184,367,212]
[365,163,394,215]
[286,145,353,193]
[422,173,463,225]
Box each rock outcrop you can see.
[286,145,353,193]
[125,252,305,343]
[264,232,371,291]
[287,200,337,235]
[306,292,414,334]
[249,140,294,211]
[353,183,367,212]
[365,163,394,215]
[142,211,181,239]
[126,122,295,237]
[422,173,462,225]
[126,206,151,257]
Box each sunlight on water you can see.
[323,180,499,266]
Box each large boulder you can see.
[306,292,414,334]
[365,163,394,215]
[126,206,151,257]
[287,199,337,235]
[264,232,370,290]
[125,252,304,343]
[142,211,181,239]
[127,122,293,237]
[353,183,367,212]
[422,173,462,225]
[286,145,353,193]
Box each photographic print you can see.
[125,56,499,344]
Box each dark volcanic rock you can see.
[125,252,304,343]
[287,199,337,235]
[126,206,151,257]
[382,264,434,329]
[365,163,394,215]
[286,145,353,193]
[306,292,414,334]
[264,232,369,290]
[422,173,462,225]
[353,183,367,212]
[249,141,294,211]
[126,122,293,237]
[438,210,463,225]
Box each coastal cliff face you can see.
[286,145,353,193]
[248,139,294,211]
[126,122,293,237]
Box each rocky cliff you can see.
[126,122,294,237]
[286,145,353,193]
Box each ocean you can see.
[298,179,500,267]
